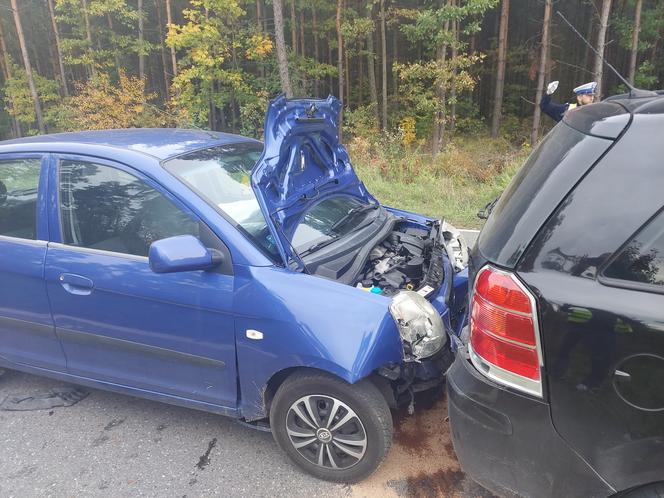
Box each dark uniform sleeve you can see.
[540,94,569,122]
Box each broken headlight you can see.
[389,291,446,359]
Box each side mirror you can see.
[149,235,223,274]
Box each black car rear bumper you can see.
[446,350,614,498]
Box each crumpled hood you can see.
[251,95,375,268]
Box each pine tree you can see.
[10,0,45,133]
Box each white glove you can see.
[546,81,559,95]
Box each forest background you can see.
[0,0,661,227]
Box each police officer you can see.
[540,81,597,122]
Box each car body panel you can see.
[43,152,239,407]
[0,154,66,371]
[447,352,613,498]
[251,96,375,267]
[233,264,404,420]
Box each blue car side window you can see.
[0,158,41,240]
[59,160,199,257]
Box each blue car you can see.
[0,96,468,482]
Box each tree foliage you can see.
[0,0,662,144]
[59,70,163,130]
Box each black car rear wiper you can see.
[478,196,500,220]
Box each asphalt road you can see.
[0,369,495,498]
[1,229,486,498]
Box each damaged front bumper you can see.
[374,347,455,411]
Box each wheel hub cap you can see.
[285,395,368,470]
[316,428,332,443]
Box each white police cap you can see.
[573,82,597,95]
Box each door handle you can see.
[59,273,94,296]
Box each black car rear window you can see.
[478,123,614,267]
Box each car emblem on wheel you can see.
[316,428,332,443]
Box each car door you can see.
[0,154,66,371]
[543,209,664,491]
[44,155,238,409]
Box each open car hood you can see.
[252,95,375,268]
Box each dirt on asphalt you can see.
[351,388,497,498]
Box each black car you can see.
[447,92,664,497]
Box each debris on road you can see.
[0,386,89,411]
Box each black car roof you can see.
[562,92,664,139]
[604,91,664,114]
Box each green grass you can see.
[348,135,529,229]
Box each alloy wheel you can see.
[285,394,368,470]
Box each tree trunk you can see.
[299,9,305,57]
[138,0,145,81]
[593,0,613,99]
[47,0,68,97]
[273,0,293,97]
[336,0,344,139]
[155,0,170,100]
[379,0,387,131]
[490,0,509,138]
[432,11,450,156]
[256,0,266,81]
[290,0,297,54]
[336,0,344,102]
[106,14,122,75]
[328,43,333,94]
[650,34,660,65]
[531,0,552,146]
[166,0,178,77]
[0,15,21,137]
[345,45,350,106]
[449,3,458,133]
[81,0,96,78]
[312,6,319,96]
[366,9,379,124]
[628,0,642,85]
[10,0,45,134]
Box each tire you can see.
[269,370,393,483]
[617,483,664,498]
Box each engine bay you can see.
[354,221,446,296]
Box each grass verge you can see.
[348,135,530,229]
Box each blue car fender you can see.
[232,264,404,421]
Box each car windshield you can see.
[163,143,279,259]
[293,196,377,253]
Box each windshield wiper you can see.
[299,235,341,257]
[300,215,378,257]
[330,203,379,231]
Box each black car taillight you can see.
[469,265,543,397]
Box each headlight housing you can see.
[389,291,446,359]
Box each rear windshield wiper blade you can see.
[478,196,500,220]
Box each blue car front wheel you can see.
[270,371,393,482]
